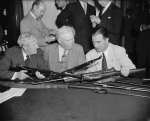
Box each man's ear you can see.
[22,45,27,50]
[106,38,109,43]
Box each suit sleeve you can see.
[98,8,123,35]
[77,45,85,65]
[20,19,48,47]
[20,19,32,34]
[0,50,15,79]
[117,47,136,69]
[56,4,72,27]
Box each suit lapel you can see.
[50,44,59,72]
[28,13,41,31]
[107,43,119,70]
[15,47,26,66]
[101,3,113,19]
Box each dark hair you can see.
[31,0,44,10]
[92,27,108,39]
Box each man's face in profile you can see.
[34,2,46,19]
[26,37,38,55]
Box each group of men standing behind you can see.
[0,0,139,80]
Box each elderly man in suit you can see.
[44,26,85,73]
[90,0,122,45]
[20,0,57,50]
[0,32,48,80]
[56,0,96,54]
[86,27,136,77]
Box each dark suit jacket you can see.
[56,1,96,53]
[0,46,48,79]
[123,15,134,53]
[44,43,85,73]
[97,3,123,45]
[134,10,150,51]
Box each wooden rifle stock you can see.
[83,68,146,81]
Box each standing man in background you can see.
[56,0,96,54]
[90,0,122,45]
[133,0,150,78]
[123,8,135,64]
[20,0,57,50]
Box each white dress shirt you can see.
[59,45,68,62]
[86,44,109,72]
[102,1,112,15]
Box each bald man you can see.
[20,0,57,50]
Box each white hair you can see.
[17,32,37,47]
[56,26,75,41]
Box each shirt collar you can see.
[79,1,87,9]
[22,49,28,60]
[103,43,109,57]
[30,11,36,20]
[102,1,112,14]
[59,45,68,61]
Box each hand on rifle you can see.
[15,70,30,80]
[35,71,45,79]
[121,67,129,77]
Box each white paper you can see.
[0,88,26,104]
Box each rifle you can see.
[62,55,102,74]
[94,83,150,93]
[2,79,149,99]
[16,65,82,80]
[83,68,146,82]
[61,68,146,83]
[25,68,146,84]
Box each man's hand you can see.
[45,36,56,43]
[15,70,29,80]
[121,67,130,77]
[141,24,147,31]
[35,71,45,79]
[90,15,101,25]
[48,29,57,36]
[147,24,150,29]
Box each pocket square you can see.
[108,17,111,19]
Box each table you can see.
[0,78,150,121]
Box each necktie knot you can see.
[61,49,67,62]
[25,55,30,67]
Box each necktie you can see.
[25,55,30,67]
[83,2,87,14]
[102,53,107,71]
[61,49,67,62]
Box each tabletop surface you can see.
[0,78,150,121]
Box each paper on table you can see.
[0,88,26,104]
